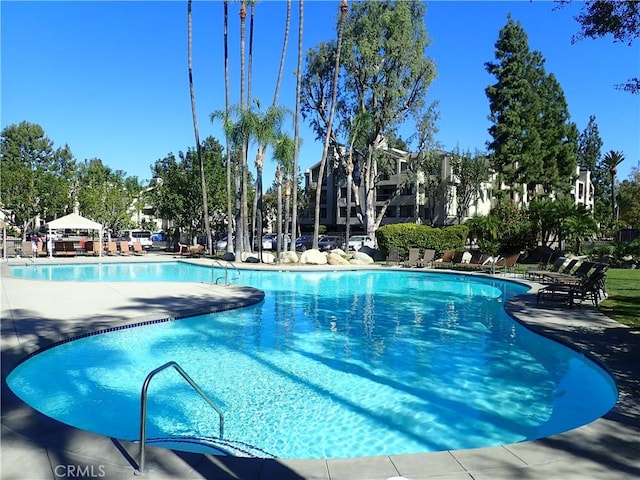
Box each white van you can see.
[118,229,153,249]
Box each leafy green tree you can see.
[485,16,545,197]
[76,159,136,234]
[576,115,603,173]
[303,0,436,238]
[486,16,578,200]
[148,137,227,242]
[0,121,75,235]
[450,149,491,224]
[617,168,640,228]
[537,73,579,195]
[566,0,639,93]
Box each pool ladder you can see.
[211,260,240,285]
[136,361,224,475]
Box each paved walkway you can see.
[1,254,639,479]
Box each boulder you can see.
[350,251,374,265]
[279,251,299,263]
[327,252,350,265]
[300,249,328,265]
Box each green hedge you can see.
[376,223,469,259]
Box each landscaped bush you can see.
[376,223,468,258]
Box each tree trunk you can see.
[291,0,304,252]
[187,0,211,253]
[313,0,347,248]
[223,1,233,252]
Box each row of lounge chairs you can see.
[388,248,520,274]
[536,261,608,307]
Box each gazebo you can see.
[45,213,103,258]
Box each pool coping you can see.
[1,254,639,479]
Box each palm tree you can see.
[223,0,233,252]
[566,205,598,255]
[250,102,290,261]
[238,0,248,255]
[291,0,304,252]
[273,0,291,106]
[602,150,625,223]
[312,0,348,249]
[187,0,212,252]
[272,134,295,260]
[253,0,291,256]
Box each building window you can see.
[386,206,396,217]
[399,205,413,217]
[376,187,395,201]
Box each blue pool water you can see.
[7,263,617,459]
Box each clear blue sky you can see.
[2,1,639,187]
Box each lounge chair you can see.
[417,248,435,268]
[525,256,567,281]
[403,248,421,268]
[119,240,132,255]
[178,243,205,257]
[540,261,594,284]
[482,252,520,274]
[433,250,456,268]
[385,247,400,266]
[106,241,119,256]
[132,242,147,255]
[454,251,488,271]
[537,269,607,307]
[21,241,35,258]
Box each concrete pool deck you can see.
[1,254,638,480]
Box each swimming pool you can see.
[7,263,617,459]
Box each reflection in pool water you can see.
[7,265,617,458]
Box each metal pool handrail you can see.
[211,260,240,285]
[137,361,224,475]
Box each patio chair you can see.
[385,247,400,266]
[106,241,119,256]
[178,243,205,258]
[433,250,456,268]
[537,269,607,307]
[132,242,147,255]
[403,248,421,268]
[119,240,132,255]
[417,249,435,268]
[454,251,486,271]
[525,256,567,281]
[540,261,595,285]
[21,241,35,258]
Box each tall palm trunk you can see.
[247,1,256,252]
[223,0,233,252]
[237,2,247,256]
[255,0,291,261]
[187,0,211,252]
[313,0,348,248]
[276,165,283,262]
[291,0,305,252]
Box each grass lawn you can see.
[599,268,640,328]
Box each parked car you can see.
[271,233,291,250]
[317,235,343,251]
[117,229,153,250]
[295,235,314,251]
[215,235,234,251]
[261,234,276,250]
[344,235,375,251]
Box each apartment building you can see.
[301,148,594,233]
